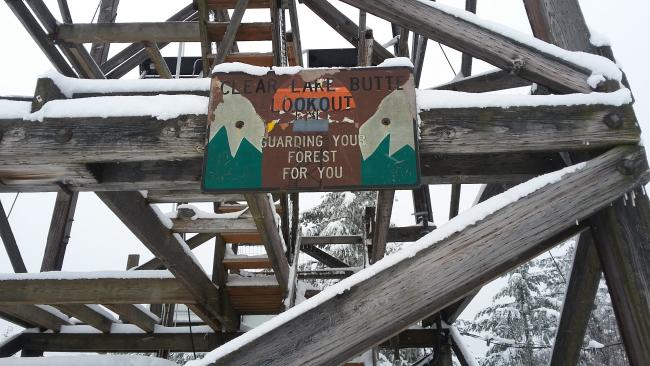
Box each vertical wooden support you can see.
[549,231,601,366]
[0,200,27,273]
[40,189,78,272]
[90,0,121,64]
[280,194,290,255]
[448,184,461,220]
[289,193,299,260]
[270,0,282,67]
[197,0,212,75]
[56,0,72,23]
[287,0,303,66]
[590,187,650,366]
[370,190,394,263]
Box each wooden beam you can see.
[302,235,364,245]
[55,304,115,333]
[419,104,639,154]
[57,22,271,43]
[104,304,158,333]
[90,0,120,64]
[146,191,244,204]
[0,276,193,304]
[56,0,72,23]
[590,187,650,366]
[245,194,290,292]
[302,0,393,65]
[370,191,394,263]
[0,305,71,331]
[214,0,250,65]
[143,42,173,79]
[287,0,303,67]
[301,246,350,268]
[171,217,258,234]
[0,332,25,357]
[96,191,239,331]
[40,189,78,271]
[339,0,598,93]
[549,231,601,366]
[432,69,530,93]
[202,146,648,365]
[197,0,212,76]
[0,200,27,273]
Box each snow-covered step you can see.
[227,275,283,315]
[223,255,272,270]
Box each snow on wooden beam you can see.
[432,69,530,93]
[186,146,648,366]
[339,0,621,93]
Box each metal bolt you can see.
[55,127,73,143]
[604,112,623,129]
[35,95,43,103]
[510,57,525,75]
[381,118,391,126]
[235,120,245,129]
[617,157,637,175]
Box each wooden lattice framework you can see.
[0,0,648,365]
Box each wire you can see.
[187,307,197,359]
[548,250,567,284]
[90,1,101,23]
[6,193,19,218]
[459,330,622,351]
[437,43,456,76]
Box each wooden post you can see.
[0,200,27,273]
[90,0,120,64]
[143,42,173,79]
[40,189,78,272]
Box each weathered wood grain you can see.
[40,190,78,272]
[301,246,350,268]
[340,0,598,93]
[205,146,648,365]
[54,304,115,333]
[56,22,272,43]
[213,0,250,65]
[103,304,158,333]
[0,277,194,304]
[419,104,639,154]
[0,305,71,331]
[0,201,27,273]
[171,217,257,234]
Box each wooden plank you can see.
[419,104,639,154]
[301,235,364,245]
[104,304,158,333]
[57,22,272,43]
[549,231,601,366]
[171,217,258,234]
[40,189,78,272]
[0,276,194,304]
[0,305,71,331]
[143,42,173,79]
[197,0,212,76]
[386,225,434,242]
[202,146,649,365]
[0,332,25,357]
[301,246,350,268]
[223,52,274,67]
[287,0,303,67]
[245,194,290,292]
[223,255,272,270]
[96,191,239,331]
[214,0,250,65]
[302,0,392,65]
[18,331,243,353]
[0,200,27,273]
[55,304,115,333]
[56,0,72,23]
[590,187,650,366]
[432,69,530,93]
[90,0,120,64]
[339,0,596,93]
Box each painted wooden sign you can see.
[202,66,419,192]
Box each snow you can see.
[188,161,586,365]
[416,88,632,110]
[0,100,31,119]
[26,94,209,122]
[227,274,278,287]
[0,270,174,280]
[60,325,101,334]
[589,28,611,47]
[0,355,178,366]
[35,305,70,322]
[110,323,147,334]
[134,304,161,323]
[212,62,270,76]
[86,304,120,323]
[414,0,622,83]
[377,57,414,68]
[587,339,605,349]
[153,325,213,334]
[43,69,210,98]
[150,203,174,229]
[169,204,248,220]
[342,192,356,206]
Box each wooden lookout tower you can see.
[0,0,648,365]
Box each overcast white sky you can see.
[0,0,648,359]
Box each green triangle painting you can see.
[204,126,262,190]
